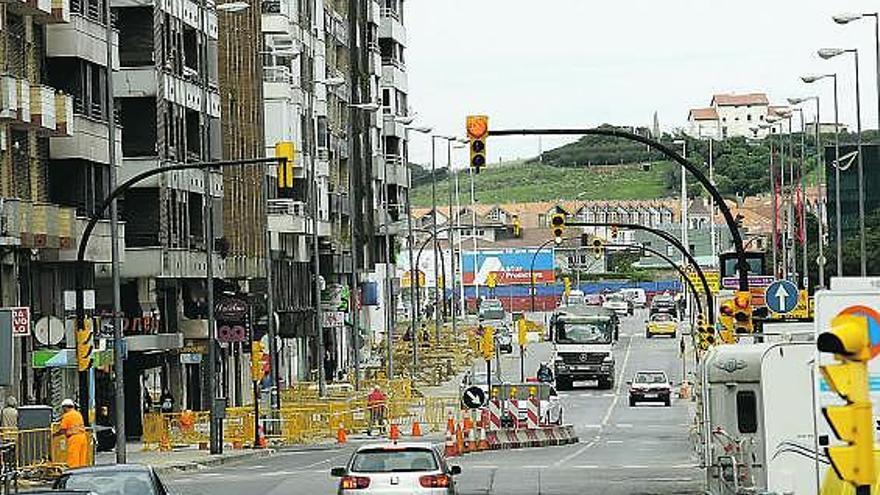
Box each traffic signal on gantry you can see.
[817,314,876,490]
[466,115,488,173]
[732,290,753,334]
[592,237,604,259]
[550,213,565,243]
[275,141,296,188]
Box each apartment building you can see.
[1,3,121,407]
[260,0,409,381]
[687,92,775,139]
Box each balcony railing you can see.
[381,57,405,70]
[263,65,292,84]
[380,7,399,20]
[268,199,307,217]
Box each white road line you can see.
[646,477,694,482]
[606,440,623,444]
[471,465,499,469]
[581,424,602,428]
[573,465,599,469]
[522,465,549,469]
[600,334,634,428]
[622,465,650,469]
[672,463,699,469]
[551,440,596,467]
[616,423,633,428]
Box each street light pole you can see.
[403,125,431,375]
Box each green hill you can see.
[410,161,675,207]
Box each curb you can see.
[154,448,276,475]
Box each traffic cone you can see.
[337,423,348,444]
[455,425,464,455]
[411,421,422,437]
[389,423,400,441]
[444,429,457,457]
[462,417,474,453]
[446,413,455,435]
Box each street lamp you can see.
[430,134,454,342]
[759,121,782,275]
[452,141,467,319]
[788,95,823,288]
[802,73,842,278]
[832,12,879,141]
[403,124,431,375]
[817,48,866,276]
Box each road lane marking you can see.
[600,334,634,428]
[606,440,623,444]
[616,423,633,428]
[471,465,498,469]
[622,465,650,469]
[582,424,602,428]
[551,440,596,467]
[522,465,549,469]
[573,465,599,469]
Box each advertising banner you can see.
[462,248,555,286]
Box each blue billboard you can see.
[461,248,555,286]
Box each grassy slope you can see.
[410,161,675,207]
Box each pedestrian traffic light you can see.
[550,213,565,243]
[466,115,488,173]
[817,314,875,490]
[275,141,295,188]
[251,341,265,382]
[592,237,604,259]
[733,290,753,334]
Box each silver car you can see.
[331,442,461,494]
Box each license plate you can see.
[643,393,658,398]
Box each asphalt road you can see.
[164,309,703,495]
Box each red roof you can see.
[688,107,719,121]
[711,93,770,106]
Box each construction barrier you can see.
[0,425,95,478]
[483,425,578,451]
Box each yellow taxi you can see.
[645,312,677,338]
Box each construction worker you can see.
[56,399,88,468]
[366,386,387,435]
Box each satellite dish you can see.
[34,316,65,346]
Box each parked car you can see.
[628,370,673,407]
[478,298,505,320]
[55,464,170,495]
[331,442,461,494]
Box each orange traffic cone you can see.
[411,421,422,437]
[446,413,455,435]
[444,429,457,457]
[337,423,348,444]
[455,425,464,455]
[258,426,268,448]
[389,423,400,441]
[462,417,474,453]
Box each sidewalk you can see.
[94,443,274,475]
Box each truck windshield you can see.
[555,321,611,344]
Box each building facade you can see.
[686,92,777,139]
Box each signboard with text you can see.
[9,306,30,337]
[462,248,555,286]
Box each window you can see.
[736,391,758,434]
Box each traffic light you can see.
[817,314,875,490]
[517,319,528,348]
[275,141,296,188]
[480,326,495,361]
[695,313,716,350]
[732,290,753,334]
[512,215,521,237]
[550,213,565,243]
[592,237,604,259]
[718,298,736,343]
[610,225,619,240]
[251,341,265,382]
[563,276,571,297]
[76,318,93,372]
[466,115,488,173]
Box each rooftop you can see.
[711,93,770,107]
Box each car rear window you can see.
[635,373,667,384]
[58,471,156,495]
[352,448,439,473]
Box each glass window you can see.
[58,471,156,495]
[635,372,667,384]
[352,448,438,473]
[736,391,758,434]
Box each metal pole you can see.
[832,75,842,278]
[381,117,393,380]
[815,97,826,289]
[770,134,778,276]
[455,167,465,317]
[404,128,418,375]
[105,0,125,463]
[788,116,796,281]
[680,142,688,268]
[205,168,221,454]
[264,169,279,410]
[470,167,479,307]
[430,138,440,341]
[780,121,788,279]
[798,109,809,290]
[447,139,457,340]
[708,138,716,266]
[313,118,325,398]
[853,50,867,276]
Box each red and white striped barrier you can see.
[487,399,502,431]
[506,395,520,429]
[481,425,578,451]
[526,396,540,429]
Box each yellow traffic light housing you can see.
[466,115,488,173]
[610,225,619,240]
[550,213,565,243]
[517,319,528,348]
[592,237,604,259]
[76,318,93,372]
[275,141,296,188]
[818,314,875,490]
[563,276,571,297]
[251,341,265,382]
[512,215,521,237]
[480,326,495,361]
[733,290,753,334]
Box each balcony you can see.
[121,247,226,279]
[379,9,406,45]
[0,75,31,124]
[381,62,407,92]
[50,114,122,164]
[58,215,126,264]
[46,14,120,68]
[30,85,57,131]
[3,0,68,24]
[267,199,310,235]
[55,93,74,136]
[0,199,77,250]
[115,67,157,98]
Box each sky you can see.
[405,0,880,167]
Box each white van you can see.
[620,288,647,307]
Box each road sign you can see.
[766,279,799,314]
[686,269,720,294]
[9,307,30,337]
[721,275,775,289]
[63,290,95,311]
[322,311,346,328]
[462,386,487,409]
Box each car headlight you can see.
[602,355,613,363]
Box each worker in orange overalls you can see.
[56,398,88,468]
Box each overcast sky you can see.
[405,0,880,167]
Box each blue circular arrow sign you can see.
[766,279,799,314]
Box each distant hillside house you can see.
[687,92,779,140]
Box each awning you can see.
[125,333,184,352]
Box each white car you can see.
[332,442,461,494]
[602,293,631,316]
